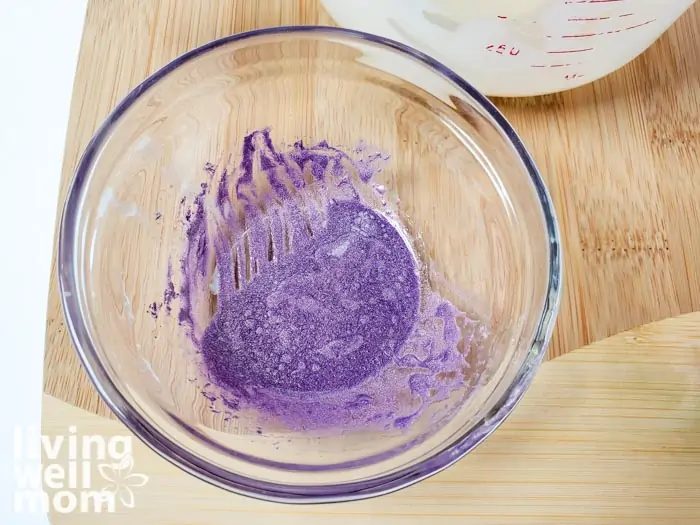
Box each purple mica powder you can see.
[202,199,419,392]
[168,128,488,432]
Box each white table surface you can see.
[0,1,87,523]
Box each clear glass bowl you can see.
[59,26,561,503]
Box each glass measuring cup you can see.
[321,0,695,96]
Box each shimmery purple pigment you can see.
[167,128,488,432]
[162,262,178,315]
[202,199,419,392]
[147,302,160,319]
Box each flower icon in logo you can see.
[98,454,149,508]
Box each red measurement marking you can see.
[497,15,508,19]
[562,33,597,38]
[625,19,656,30]
[561,18,656,38]
[531,63,573,68]
[569,13,635,21]
[486,44,520,56]
[548,48,594,54]
[562,30,618,38]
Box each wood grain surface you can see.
[44,0,700,417]
[42,312,700,524]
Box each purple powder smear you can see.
[162,261,179,315]
[147,302,160,319]
[163,128,488,433]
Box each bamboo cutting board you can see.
[44,1,700,414]
[42,313,700,524]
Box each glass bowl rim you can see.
[58,24,563,504]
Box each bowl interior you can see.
[61,28,559,500]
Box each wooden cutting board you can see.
[44,1,700,414]
[42,312,700,524]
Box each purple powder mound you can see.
[162,128,491,433]
[200,199,420,393]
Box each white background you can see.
[0,1,87,523]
